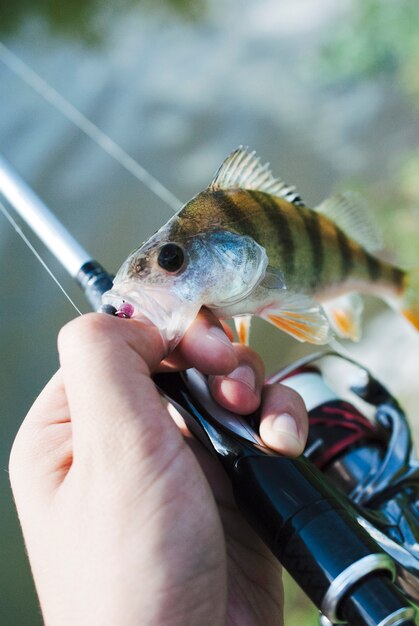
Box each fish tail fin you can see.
[400,268,419,330]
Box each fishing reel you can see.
[268,352,419,622]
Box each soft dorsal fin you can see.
[209,147,305,207]
[315,191,382,252]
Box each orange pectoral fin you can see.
[267,314,315,342]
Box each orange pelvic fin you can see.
[234,315,251,346]
[259,293,331,344]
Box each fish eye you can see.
[157,243,185,273]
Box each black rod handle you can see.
[230,453,415,625]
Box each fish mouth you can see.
[101,282,200,350]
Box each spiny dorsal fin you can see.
[315,191,382,252]
[209,147,305,207]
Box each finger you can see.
[161,308,238,375]
[22,369,68,426]
[207,345,265,414]
[9,370,73,496]
[57,313,182,463]
[259,383,308,456]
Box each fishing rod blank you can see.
[0,155,112,309]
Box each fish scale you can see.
[191,188,379,297]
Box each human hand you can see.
[9,311,308,626]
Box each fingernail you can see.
[273,413,300,442]
[207,326,234,349]
[226,364,256,392]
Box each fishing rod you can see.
[1,156,417,626]
[0,155,113,310]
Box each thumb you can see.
[58,313,183,466]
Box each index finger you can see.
[162,308,238,375]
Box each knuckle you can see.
[57,313,113,353]
[277,386,309,433]
[283,386,307,413]
[234,344,264,372]
[266,382,308,419]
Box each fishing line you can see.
[0,200,82,315]
[0,42,182,212]
[0,45,360,349]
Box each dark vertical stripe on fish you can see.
[248,190,295,277]
[214,190,261,244]
[335,225,354,282]
[302,209,324,288]
[365,252,382,282]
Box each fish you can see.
[102,147,419,349]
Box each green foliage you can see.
[322,0,419,102]
[321,0,419,268]
[283,572,318,626]
[0,0,206,43]
[368,153,419,269]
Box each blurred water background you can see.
[0,0,418,623]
